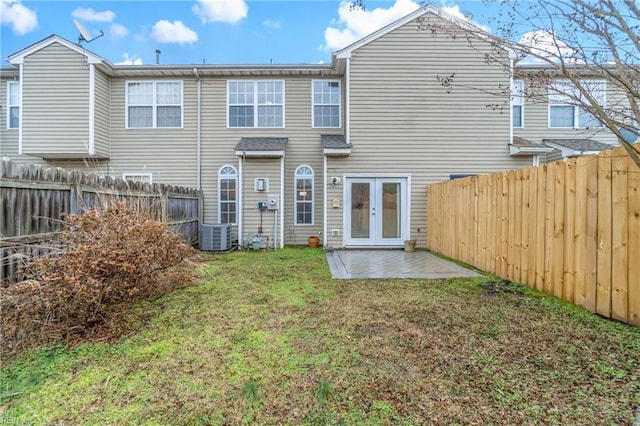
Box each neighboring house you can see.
[0,5,620,250]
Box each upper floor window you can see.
[548,80,604,128]
[294,165,314,225]
[126,81,183,128]
[512,80,524,128]
[218,165,238,224]
[228,80,284,128]
[312,80,341,128]
[7,81,19,129]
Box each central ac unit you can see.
[200,224,233,251]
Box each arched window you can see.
[218,165,237,224]
[294,165,314,225]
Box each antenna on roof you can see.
[73,19,104,45]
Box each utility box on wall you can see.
[267,195,279,210]
[255,178,269,192]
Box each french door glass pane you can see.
[382,183,400,238]
[351,183,370,238]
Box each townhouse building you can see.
[0,5,619,249]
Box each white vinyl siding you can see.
[126,81,183,128]
[312,80,341,128]
[548,80,605,128]
[227,80,284,128]
[218,165,238,224]
[294,165,314,225]
[512,80,523,128]
[7,81,19,129]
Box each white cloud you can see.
[72,7,115,23]
[151,20,198,45]
[193,0,247,24]
[263,19,281,29]
[517,30,581,64]
[114,53,142,66]
[110,23,129,39]
[441,5,490,33]
[323,0,420,51]
[1,0,38,35]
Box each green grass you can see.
[2,248,639,425]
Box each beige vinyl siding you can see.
[93,69,110,158]
[513,76,619,146]
[21,43,91,157]
[241,158,283,247]
[325,13,531,248]
[108,77,197,188]
[200,77,335,245]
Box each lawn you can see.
[2,248,639,425]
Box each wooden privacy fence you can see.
[1,160,203,283]
[427,145,639,326]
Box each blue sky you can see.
[1,0,500,66]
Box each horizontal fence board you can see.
[426,144,639,327]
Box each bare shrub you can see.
[1,201,197,357]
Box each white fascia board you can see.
[323,148,352,156]
[8,35,106,65]
[509,145,554,156]
[235,150,285,157]
[336,4,513,60]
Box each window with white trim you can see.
[548,80,604,128]
[7,81,19,129]
[122,173,153,184]
[126,81,183,128]
[218,165,237,224]
[294,165,314,225]
[228,80,284,128]
[312,80,341,128]
[512,80,524,128]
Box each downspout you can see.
[509,58,514,162]
[193,67,201,190]
[88,63,95,156]
[239,152,246,246]
[280,154,285,248]
[323,154,327,249]
[17,64,23,155]
[345,58,351,145]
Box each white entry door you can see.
[345,177,407,246]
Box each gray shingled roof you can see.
[513,136,547,149]
[321,134,350,149]
[235,137,288,152]
[543,138,612,152]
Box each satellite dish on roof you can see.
[73,19,104,45]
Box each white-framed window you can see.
[294,165,314,225]
[227,80,284,128]
[548,80,605,128]
[7,81,19,129]
[218,165,238,224]
[512,80,524,128]
[126,81,183,128]
[122,173,153,184]
[312,80,341,128]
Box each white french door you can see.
[345,177,408,246]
